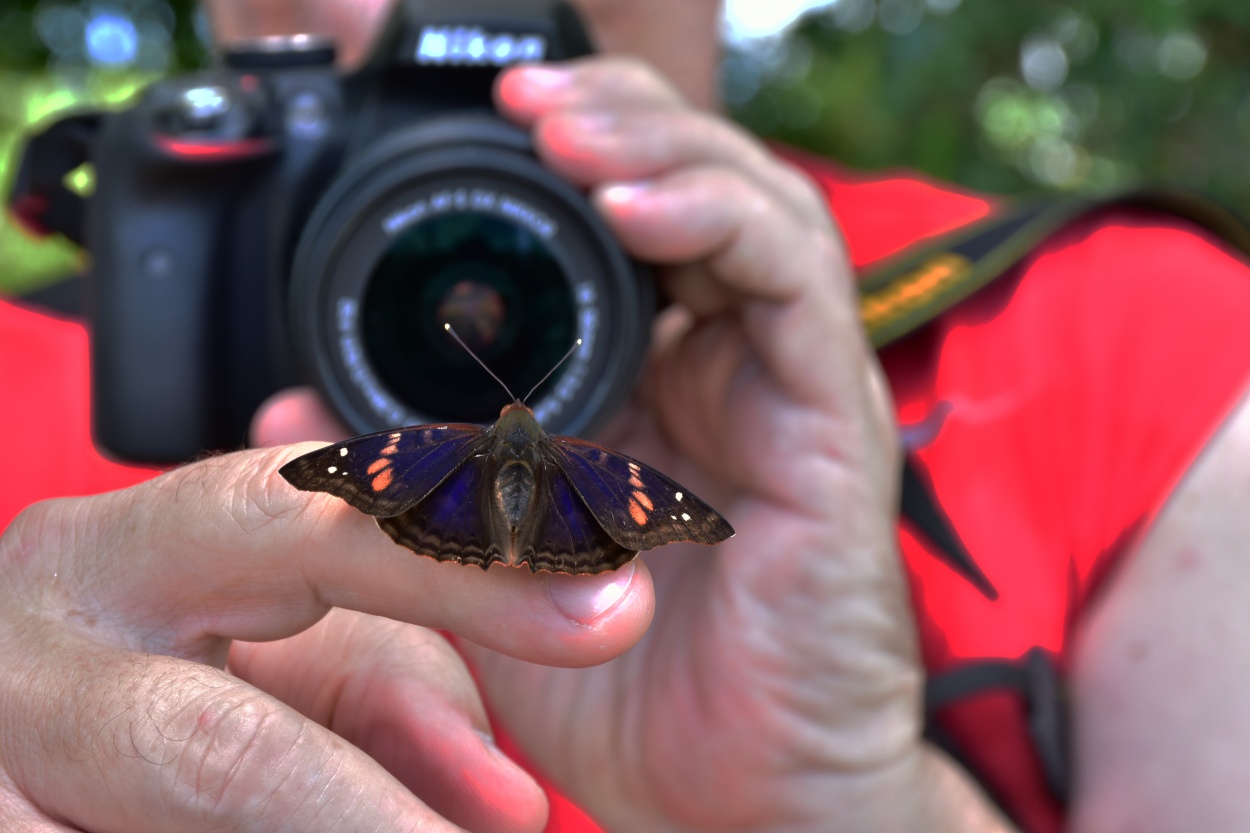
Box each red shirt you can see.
[6,157,1250,832]
[801,154,1250,832]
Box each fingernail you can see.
[546,562,636,624]
[516,65,573,90]
[600,181,653,206]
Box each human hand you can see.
[469,58,924,833]
[0,446,655,832]
[255,56,938,832]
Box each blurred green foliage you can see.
[2,1,1249,294]
[0,0,204,295]
[725,0,1250,202]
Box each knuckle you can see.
[14,653,336,829]
[719,171,777,229]
[809,225,849,270]
[171,690,310,818]
[0,500,54,574]
[588,54,675,101]
[161,448,310,540]
[783,167,835,224]
[229,449,310,535]
[109,669,324,822]
[0,496,90,595]
[597,53,655,83]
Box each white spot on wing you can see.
[681,512,691,521]
[327,466,337,474]
[675,491,683,502]
[339,448,348,457]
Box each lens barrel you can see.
[289,115,653,437]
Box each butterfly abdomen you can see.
[495,462,536,533]
[487,404,551,565]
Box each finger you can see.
[594,168,863,412]
[229,609,548,833]
[497,60,825,220]
[4,448,655,668]
[0,793,84,833]
[531,108,826,221]
[654,261,738,320]
[250,386,350,447]
[495,57,684,123]
[9,628,465,833]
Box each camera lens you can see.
[289,116,653,437]
[361,213,576,420]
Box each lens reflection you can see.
[361,213,575,421]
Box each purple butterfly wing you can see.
[279,423,489,517]
[518,463,636,575]
[375,456,511,569]
[548,437,734,552]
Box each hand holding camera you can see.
[257,37,935,833]
[1,1,997,831]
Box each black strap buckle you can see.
[924,646,1070,806]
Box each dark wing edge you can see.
[516,461,638,575]
[548,436,735,552]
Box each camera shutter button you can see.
[177,86,232,131]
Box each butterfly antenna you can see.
[523,338,583,404]
[443,323,517,402]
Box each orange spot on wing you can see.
[381,444,399,456]
[367,458,392,474]
[371,468,394,492]
[628,498,648,526]
[632,490,653,510]
[629,474,644,488]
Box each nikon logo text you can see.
[416,26,547,66]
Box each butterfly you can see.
[280,326,733,574]
[279,400,734,574]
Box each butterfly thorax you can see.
[489,402,547,534]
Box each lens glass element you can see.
[361,212,576,421]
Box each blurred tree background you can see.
[0,0,1248,294]
[0,0,207,294]
[724,0,1250,198]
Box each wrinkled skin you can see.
[251,54,1008,833]
[0,1,1014,831]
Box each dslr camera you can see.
[11,0,653,463]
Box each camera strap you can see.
[858,184,1250,349]
[865,185,1250,821]
[868,184,1250,601]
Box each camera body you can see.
[12,0,653,463]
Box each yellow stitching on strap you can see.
[859,252,973,337]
